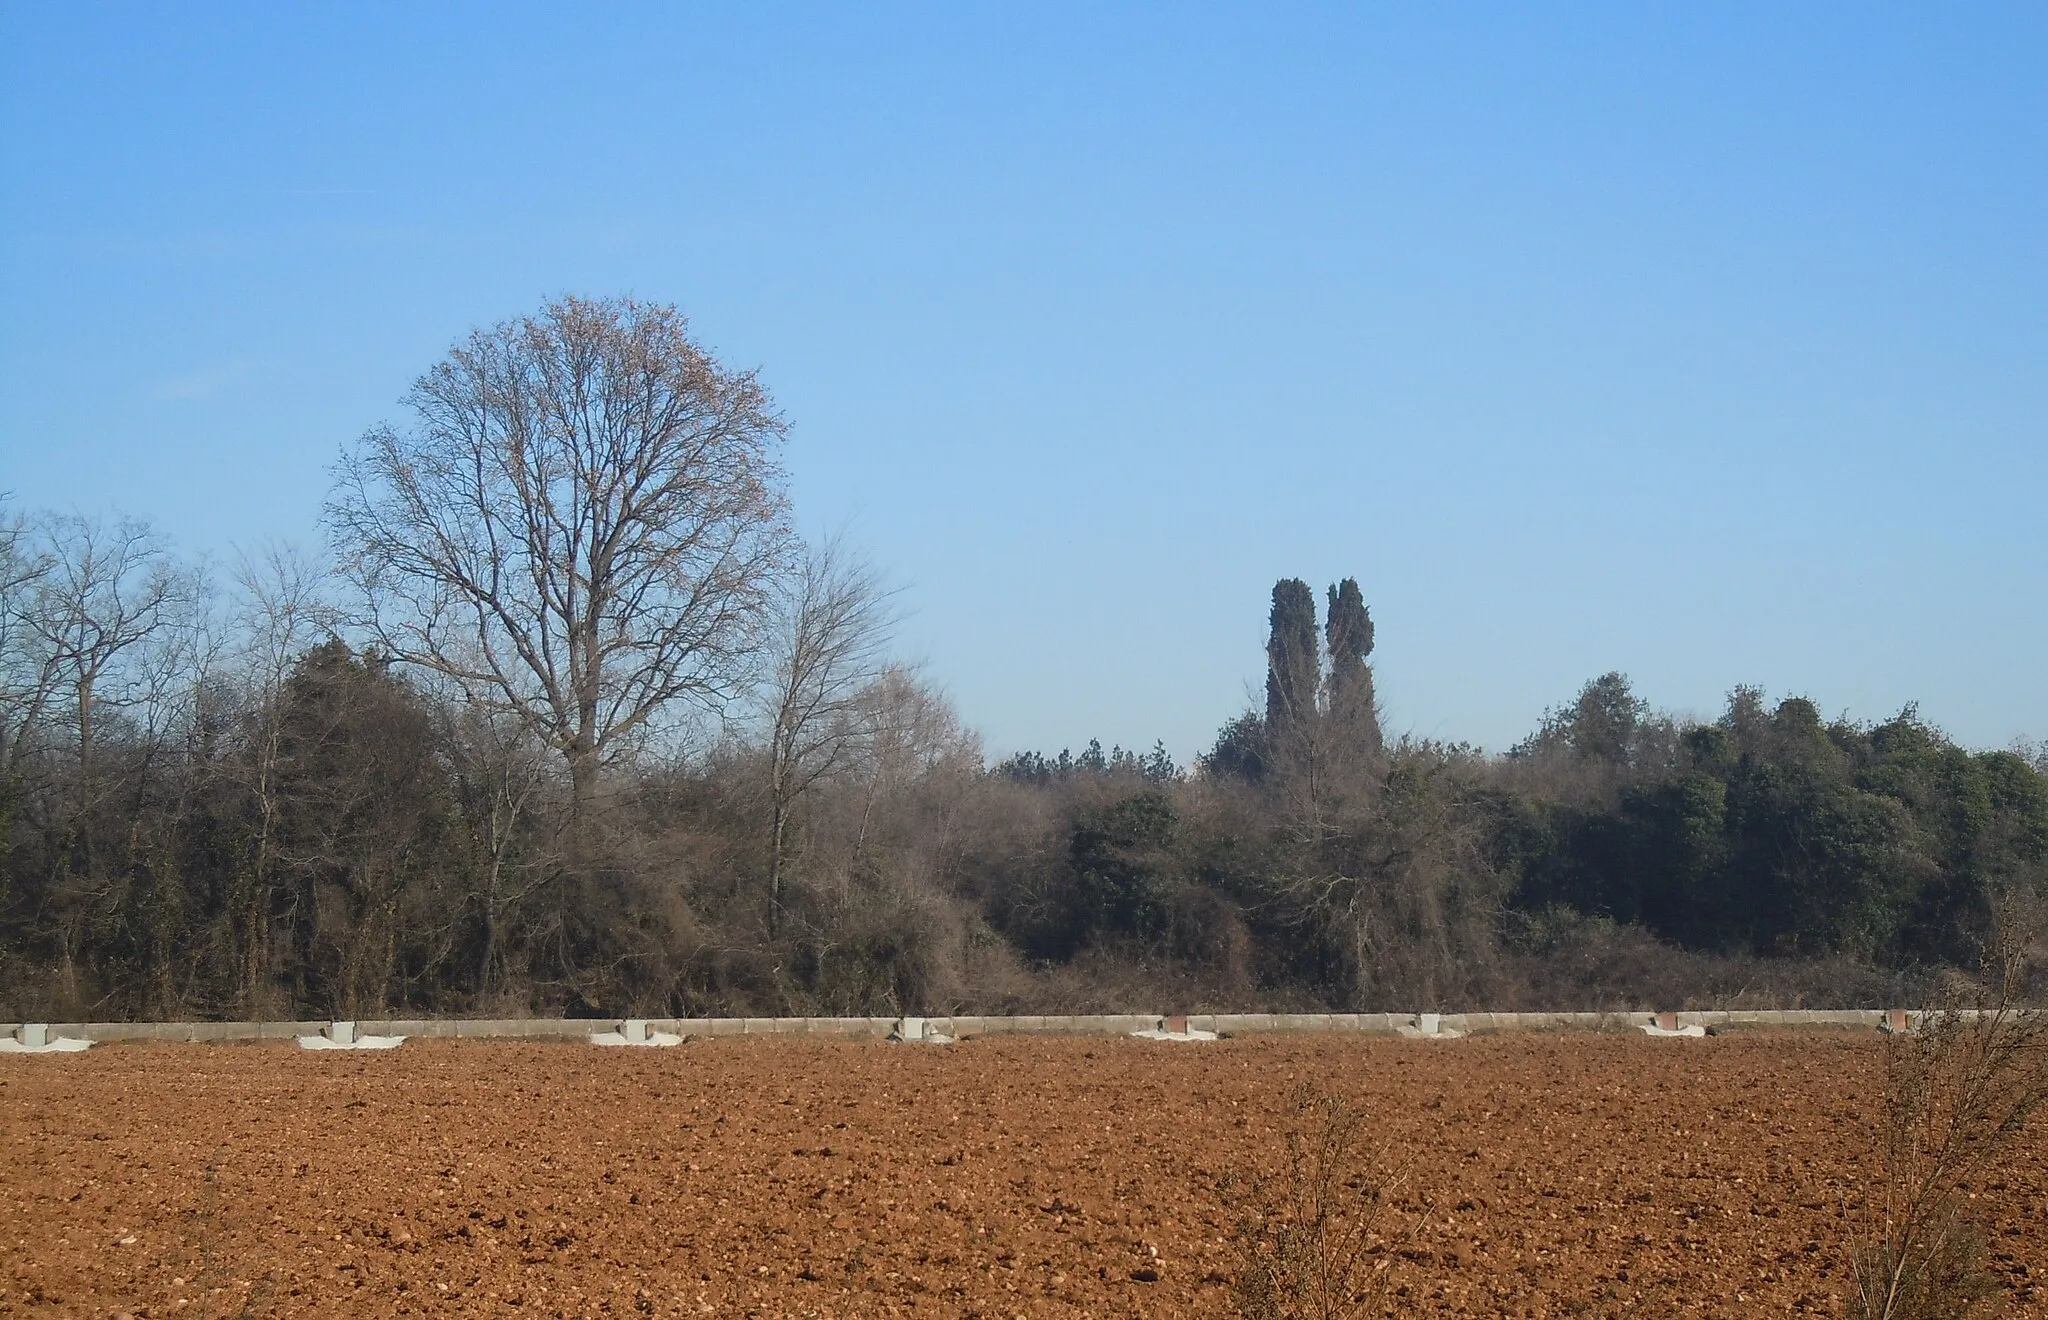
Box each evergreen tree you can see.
[1265,578,1320,750]
[1324,578,1382,758]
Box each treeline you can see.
[4,524,2040,1021]
[3,296,2042,1020]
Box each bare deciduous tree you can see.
[19,512,201,776]
[225,541,338,1006]
[327,295,792,829]
[761,537,898,931]
[0,500,60,778]
[440,701,555,999]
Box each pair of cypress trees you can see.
[1264,577,1382,761]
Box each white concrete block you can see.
[0,1023,92,1053]
[1130,1014,1218,1042]
[590,1022,682,1047]
[1397,1012,1464,1040]
[889,1016,953,1045]
[298,1020,405,1050]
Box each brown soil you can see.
[3,1033,2043,1318]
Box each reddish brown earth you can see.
[3,1032,2044,1319]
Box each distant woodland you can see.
[4,298,2043,1021]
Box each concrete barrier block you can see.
[74,1022,148,1041]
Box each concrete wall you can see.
[1,1008,1936,1045]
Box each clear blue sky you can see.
[3,5,2043,761]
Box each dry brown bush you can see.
[1852,939,2048,1320]
[1219,1082,1430,1320]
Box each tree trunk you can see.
[768,796,789,936]
[567,747,598,862]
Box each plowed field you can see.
[4,1032,2044,1318]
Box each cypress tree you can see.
[1324,577,1382,756]
[1265,578,1320,747]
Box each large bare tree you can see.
[327,296,792,827]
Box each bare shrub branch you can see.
[1220,1081,1431,1320]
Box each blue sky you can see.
[3,5,2043,761]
